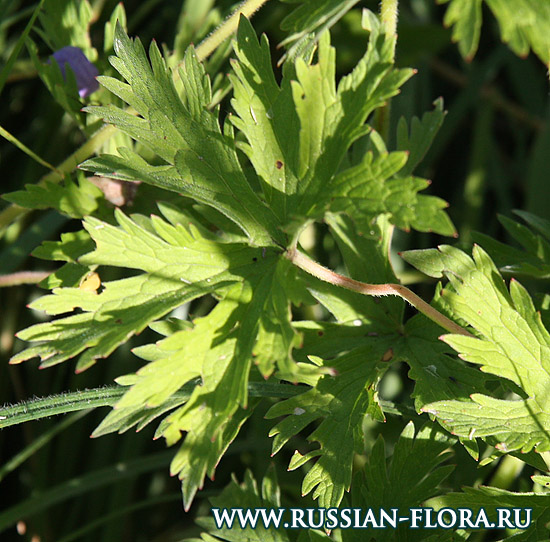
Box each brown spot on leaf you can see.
[381,348,393,362]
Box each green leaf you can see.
[279,0,361,63]
[396,98,446,177]
[409,245,550,454]
[38,0,95,54]
[514,210,550,240]
[401,313,494,416]
[253,259,303,380]
[229,15,301,225]
[328,150,455,236]
[103,2,127,53]
[40,264,91,290]
[438,0,483,61]
[343,421,456,541]
[81,24,282,246]
[485,0,550,65]
[32,229,94,289]
[93,262,304,508]
[266,336,394,508]
[159,276,281,508]
[400,244,475,279]
[230,14,438,236]
[438,0,550,65]
[427,486,550,538]
[3,175,103,218]
[472,212,550,279]
[32,229,94,262]
[195,467,291,541]
[11,210,269,371]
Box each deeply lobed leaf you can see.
[405,244,550,453]
[266,338,394,508]
[230,15,453,237]
[81,23,283,246]
[11,210,269,371]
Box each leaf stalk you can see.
[286,247,473,337]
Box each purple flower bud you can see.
[51,46,99,98]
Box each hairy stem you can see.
[286,247,473,337]
[195,0,270,61]
[0,382,303,429]
[374,0,399,142]
[380,0,399,53]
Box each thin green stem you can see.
[374,0,399,142]
[0,382,303,429]
[380,0,399,54]
[194,0,270,61]
[286,247,473,337]
[0,124,59,172]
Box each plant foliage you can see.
[2,0,550,539]
[438,0,550,65]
